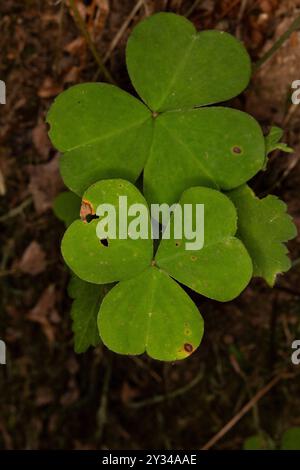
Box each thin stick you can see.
[292,258,300,268]
[184,0,202,18]
[0,197,32,223]
[96,353,113,441]
[127,367,204,409]
[253,15,300,72]
[68,0,115,84]
[103,0,144,64]
[201,373,283,450]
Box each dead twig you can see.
[96,353,113,441]
[127,366,204,409]
[201,372,284,450]
[253,15,300,72]
[68,0,115,84]
[0,197,32,223]
[184,0,202,18]
[103,0,144,64]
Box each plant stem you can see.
[103,0,144,64]
[127,366,204,409]
[201,372,284,450]
[96,353,113,441]
[0,197,32,223]
[253,15,300,72]
[184,0,202,18]
[68,0,116,84]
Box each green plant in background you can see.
[243,427,300,450]
[49,13,296,361]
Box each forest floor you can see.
[0,0,300,450]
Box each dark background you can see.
[0,0,299,450]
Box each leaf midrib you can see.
[65,115,152,153]
[156,34,198,111]
[157,118,220,189]
[144,270,157,349]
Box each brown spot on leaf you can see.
[80,199,94,222]
[184,343,193,353]
[232,146,242,154]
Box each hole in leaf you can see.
[86,214,99,223]
[100,238,109,247]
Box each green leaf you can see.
[243,433,273,450]
[144,107,265,205]
[98,267,204,361]
[281,427,300,450]
[61,179,153,284]
[47,83,153,195]
[265,126,293,156]
[126,12,251,112]
[155,186,253,301]
[228,185,296,286]
[68,276,113,353]
[53,191,81,227]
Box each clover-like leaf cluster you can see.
[49,13,296,361]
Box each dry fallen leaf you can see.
[18,241,46,276]
[27,155,64,214]
[59,378,79,406]
[121,381,140,404]
[64,36,86,55]
[67,0,109,41]
[32,117,51,160]
[38,77,62,99]
[35,386,55,407]
[27,285,59,343]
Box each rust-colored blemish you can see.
[184,343,193,353]
[80,199,94,222]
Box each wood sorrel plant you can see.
[48,13,296,361]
